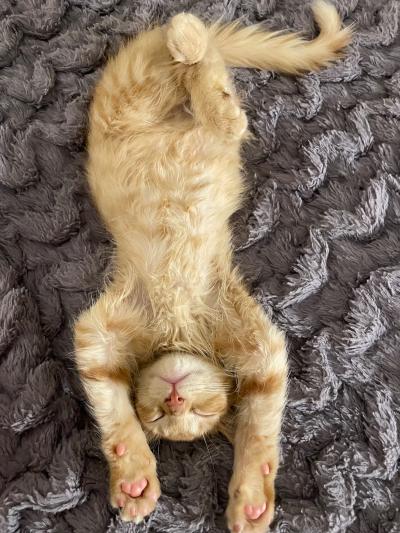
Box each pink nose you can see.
[165,386,185,409]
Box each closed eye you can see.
[193,410,218,417]
[149,413,165,423]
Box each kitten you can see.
[74,2,350,531]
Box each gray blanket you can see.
[1,0,399,531]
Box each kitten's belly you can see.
[127,192,220,298]
[115,173,233,342]
[126,209,221,345]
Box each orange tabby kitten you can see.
[74,2,350,531]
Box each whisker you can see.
[203,435,216,481]
[206,438,221,460]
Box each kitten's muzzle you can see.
[164,384,186,414]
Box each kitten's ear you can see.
[216,413,236,444]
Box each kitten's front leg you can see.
[215,272,287,532]
[106,417,160,522]
[74,291,160,523]
[226,380,284,533]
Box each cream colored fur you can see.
[74,3,350,531]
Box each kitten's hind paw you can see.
[167,13,208,65]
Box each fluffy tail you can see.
[210,1,352,74]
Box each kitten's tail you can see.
[209,1,352,74]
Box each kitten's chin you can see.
[135,351,231,441]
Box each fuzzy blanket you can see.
[1,0,400,531]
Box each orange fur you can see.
[210,0,352,72]
[74,3,350,530]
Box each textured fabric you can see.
[1,0,400,531]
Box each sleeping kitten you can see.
[74,2,350,531]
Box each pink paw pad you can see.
[116,496,125,508]
[244,502,267,520]
[129,478,148,497]
[233,524,242,533]
[115,443,126,456]
[261,463,270,475]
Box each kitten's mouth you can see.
[159,373,191,385]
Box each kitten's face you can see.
[135,352,231,441]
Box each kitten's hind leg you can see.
[90,27,188,136]
[167,14,248,139]
[167,13,209,65]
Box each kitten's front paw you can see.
[210,93,248,139]
[226,446,277,532]
[184,66,247,139]
[109,441,160,523]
